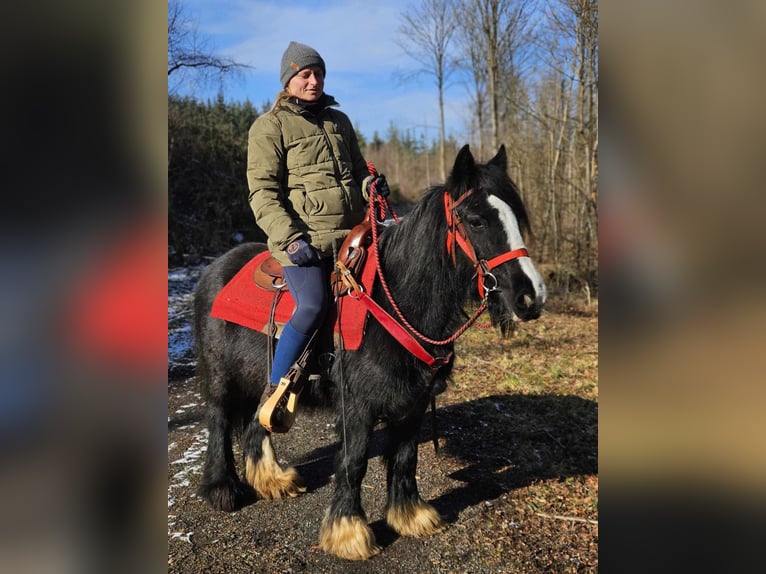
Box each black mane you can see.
[374,186,470,341]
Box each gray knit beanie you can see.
[280,41,326,87]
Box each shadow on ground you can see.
[288,393,597,524]
[430,394,597,522]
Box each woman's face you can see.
[287,65,324,102]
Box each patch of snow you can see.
[170,428,208,466]
[169,531,193,543]
[168,264,205,376]
[168,427,209,529]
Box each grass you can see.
[429,296,599,571]
[448,298,598,402]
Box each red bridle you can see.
[350,165,532,367]
[444,190,529,297]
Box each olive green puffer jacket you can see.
[246,94,372,265]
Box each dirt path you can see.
[168,308,598,573]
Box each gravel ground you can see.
[168,305,598,573]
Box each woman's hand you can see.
[367,174,391,198]
[285,238,320,266]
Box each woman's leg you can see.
[269,261,331,384]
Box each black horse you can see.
[193,144,547,560]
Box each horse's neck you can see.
[375,198,473,337]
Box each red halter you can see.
[444,190,529,297]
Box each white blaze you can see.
[487,195,547,303]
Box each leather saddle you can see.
[252,215,373,295]
[253,255,287,291]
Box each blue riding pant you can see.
[268,260,332,384]
[282,261,332,333]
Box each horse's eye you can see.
[466,215,485,229]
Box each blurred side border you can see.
[600,0,766,571]
[0,1,167,573]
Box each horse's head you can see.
[445,144,547,329]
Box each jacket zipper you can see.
[317,118,348,204]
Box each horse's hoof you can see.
[197,478,250,512]
[318,515,381,561]
[386,499,445,537]
[246,457,306,499]
[245,437,306,499]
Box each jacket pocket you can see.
[304,187,345,219]
[302,189,318,216]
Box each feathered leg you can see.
[197,401,251,512]
[241,417,306,500]
[318,405,379,560]
[384,411,444,537]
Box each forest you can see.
[168,0,597,297]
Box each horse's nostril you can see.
[515,293,532,310]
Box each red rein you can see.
[355,163,528,366]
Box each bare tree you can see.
[168,0,247,93]
[568,0,597,273]
[397,0,458,180]
[537,0,598,272]
[456,16,489,158]
[456,0,536,151]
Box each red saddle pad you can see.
[210,248,376,351]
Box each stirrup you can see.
[258,376,303,433]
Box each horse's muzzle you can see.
[513,292,544,321]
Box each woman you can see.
[247,41,389,428]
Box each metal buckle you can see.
[482,271,499,295]
[474,260,499,296]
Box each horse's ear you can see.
[488,145,508,172]
[450,144,477,190]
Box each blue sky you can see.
[173,0,472,142]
